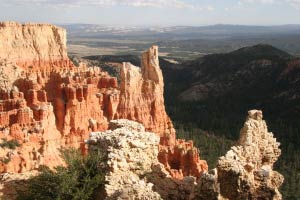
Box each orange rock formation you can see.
[0,21,207,178]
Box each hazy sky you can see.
[0,0,300,26]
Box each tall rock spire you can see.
[196,110,284,200]
[0,23,205,179]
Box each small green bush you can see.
[0,138,20,149]
[17,148,107,200]
[0,157,11,164]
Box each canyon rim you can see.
[0,22,284,200]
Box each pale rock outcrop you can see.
[0,172,36,200]
[148,164,197,200]
[217,110,283,199]
[1,110,284,200]
[88,119,162,200]
[88,111,284,200]
[0,62,23,90]
[88,119,199,200]
[196,110,284,200]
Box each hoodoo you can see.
[196,110,284,200]
[217,110,283,199]
[0,22,284,200]
[0,22,206,179]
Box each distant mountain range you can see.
[65,24,300,58]
[62,24,300,39]
[162,44,300,124]
[82,44,300,198]
[162,44,300,199]
[173,44,297,102]
[82,43,300,138]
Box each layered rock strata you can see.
[118,47,207,179]
[0,21,72,70]
[0,22,206,179]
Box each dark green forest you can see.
[83,44,300,199]
[165,87,300,199]
[161,45,300,199]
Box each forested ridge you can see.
[162,45,300,199]
[83,44,300,199]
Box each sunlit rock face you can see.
[88,119,162,200]
[196,110,284,200]
[0,22,206,179]
[0,22,283,200]
[117,46,176,145]
[0,21,119,172]
[0,21,71,70]
[217,110,283,200]
[88,120,203,200]
[89,110,284,200]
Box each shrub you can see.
[17,148,107,200]
[0,138,20,149]
[0,157,11,164]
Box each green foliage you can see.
[164,82,300,199]
[68,55,80,67]
[0,138,20,149]
[175,123,234,167]
[0,157,11,164]
[165,98,300,199]
[99,63,120,81]
[18,148,107,200]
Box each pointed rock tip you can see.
[248,109,263,120]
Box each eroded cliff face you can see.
[0,22,206,179]
[117,46,175,145]
[0,22,284,200]
[118,48,208,179]
[0,21,71,70]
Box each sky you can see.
[0,0,300,26]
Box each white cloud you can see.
[238,0,275,5]
[3,0,215,10]
[205,5,215,11]
[238,0,300,8]
[286,0,300,9]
